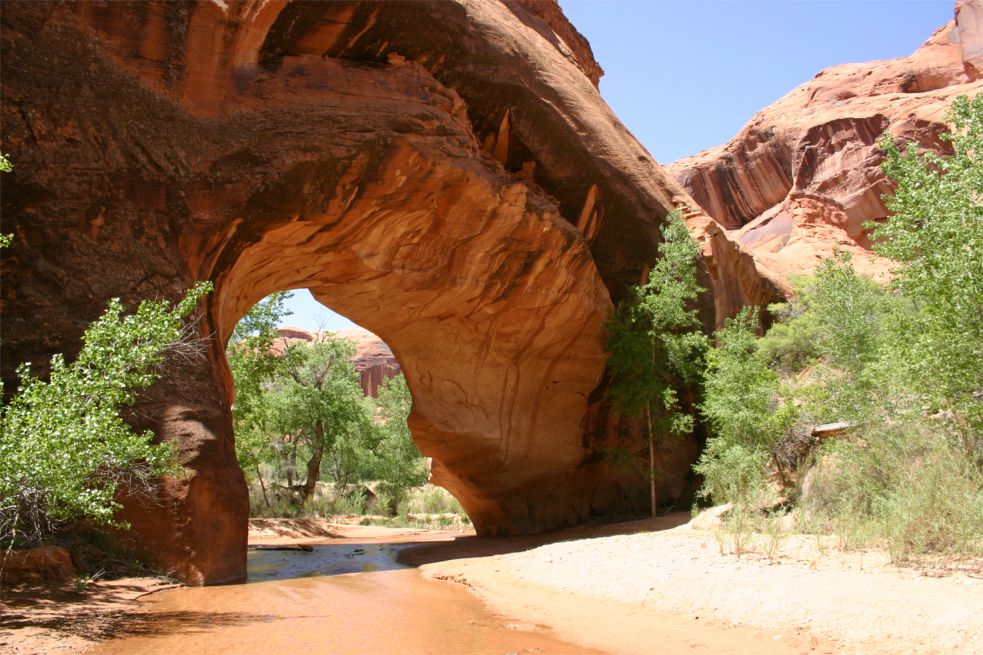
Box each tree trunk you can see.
[302,422,325,503]
[255,464,271,509]
[646,404,656,518]
[302,446,324,503]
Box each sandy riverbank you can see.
[3,515,979,654]
[414,514,983,655]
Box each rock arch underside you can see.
[2,0,742,585]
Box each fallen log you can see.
[248,544,314,552]
[811,421,851,439]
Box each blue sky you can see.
[281,0,953,331]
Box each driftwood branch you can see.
[811,421,851,440]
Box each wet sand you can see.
[7,517,977,654]
[89,539,605,655]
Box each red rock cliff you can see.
[275,326,400,398]
[670,1,983,287]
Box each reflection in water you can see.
[247,543,410,582]
[90,539,606,655]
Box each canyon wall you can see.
[670,1,983,287]
[275,326,400,398]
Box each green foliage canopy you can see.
[871,94,982,430]
[0,283,212,544]
[227,292,293,477]
[695,308,792,504]
[373,374,427,512]
[605,211,709,436]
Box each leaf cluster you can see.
[0,282,212,545]
[605,211,709,436]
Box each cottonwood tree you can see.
[373,374,427,514]
[0,282,212,546]
[227,292,293,508]
[695,308,789,504]
[268,335,371,503]
[605,211,709,516]
[871,93,983,440]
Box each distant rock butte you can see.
[274,326,400,398]
[670,0,983,287]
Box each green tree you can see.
[759,252,898,426]
[695,308,792,504]
[0,282,212,546]
[871,93,983,438]
[227,292,293,509]
[605,210,709,515]
[268,334,371,503]
[373,374,427,514]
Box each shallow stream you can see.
[89,539,605,654]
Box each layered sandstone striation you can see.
[670,1,983,285]
[1,1,718,583]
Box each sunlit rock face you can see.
[669,2,983,287]
[337,328,401,399]
[1,0,724,584]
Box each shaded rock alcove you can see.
[1,0,742,584]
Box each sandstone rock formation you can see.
[334,328,401,398]
[670,1,983,287]
[0,546,76,586]
[274,326,400,397]
[1,0,716,583]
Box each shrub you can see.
[696,308,793,505]
[802,419,983,561]
[0,283,212,546]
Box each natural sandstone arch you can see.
[211,135,612,537]
[1,0,735,584]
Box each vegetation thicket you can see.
[0,282,213,549]
[693,94,982,562]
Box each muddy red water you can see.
[89,539,605,655]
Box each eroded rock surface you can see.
[1,0,712,583]
[0,546,76,586]
[337,329,401,399]
[670,3,983,285]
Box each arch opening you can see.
[195,131,616,554]
[226,289,470,529]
